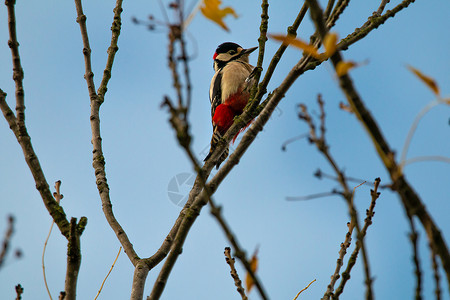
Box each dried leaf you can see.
[245,247,259,293]
[323,32,338,58]
[269,34,322,59]
[407,65,440,96]
[336,61,357,76]
[339,101,353,113]
[200,0,238,32]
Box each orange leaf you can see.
[407,65,440,96]
[269,34,322,59]
[245,247,259,293]
[323,32,338,58]
[336,61,357,76]
[200,0,238,32]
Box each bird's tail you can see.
[204,129,229,169]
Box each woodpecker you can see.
[204,42,258,169]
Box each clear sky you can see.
[1,1,449,299]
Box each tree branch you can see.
[224,247,248,300]
[407,215,422,300]
[5,0,25,126]
[307,0,450,290]
[64,217,87,300]
[298,96,376,300]
[1,0,71,239]
[338,0,416,51]
[0,215,14,269]
[73,0,138,264]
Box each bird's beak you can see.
[242,46,258,55]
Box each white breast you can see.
[220,61,252,102]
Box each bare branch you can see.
[73,0,138,264]
[224,247,248,300]
[338,0,416,50]
[332,179,380,299]
[306,0,450,290]
[250,2,308,112]
[0,215,14,269]
[5,0,25,126]
[1,0,71,239]
[298,95,377,299]
[430,242,442,300]
[209,203,268,300]
[407,216,422,300]
[325,0,350,30]
[323,222,353,299]
[376,0,390,16]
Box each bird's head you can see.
[213,42,257,71]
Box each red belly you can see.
[213,104,235,134]
[224,90,250,113]
[213,90,251,136]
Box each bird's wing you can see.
[210,70,223,121]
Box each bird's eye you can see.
[228,50,236,55]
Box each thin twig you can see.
[430,243,442,300]
[0,215,14,269]
[325,0,350,30]
[94,247,122,300]
[249,2,308,112]
[407,215,422,300]
[293,279,316,300]
[286,190,339,201]
[324,0,336,19]
[338,0,416,51]
[281,133,309,151]
[5,0,25,126]
[332,179,380,299]
[403,156,450,166]
[322,221,353,300]
[399,99,443,170]
[224,247,248,300]
[42,181,64,300]
[376,0,390,15]
[42,220,55,300]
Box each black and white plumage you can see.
[204,42,257,169]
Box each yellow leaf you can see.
[269,34,322,60]
[245,247,259,293]
[200,0,238,32]
[323,32,338,58]
[407,65,440,96]
[336,61,357,76]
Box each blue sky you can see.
[1,0,449,299]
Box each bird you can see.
[204,42,258,169]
